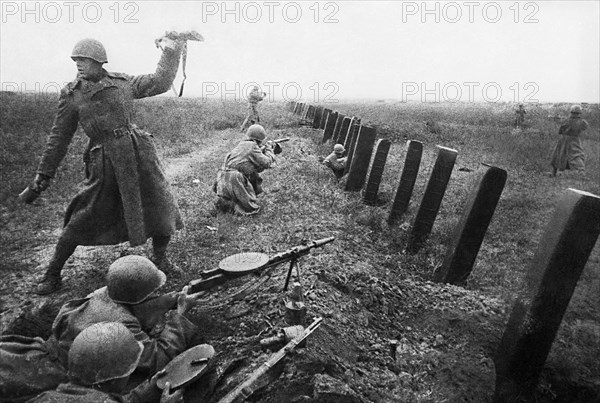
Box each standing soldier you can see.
[550,104,589,177]
[214,124,276,215]
[30,34,187,295]
[514,103,527,128]
[240,86,267,132]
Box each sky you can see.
[1,0,599,103]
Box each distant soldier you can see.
[214,124,276,215]
[514,103,527,128]
[28,322,183,403]
[323,144,347,179]
[240,86,267,132]
[0,256,200,401]
[31,35,187,295]
[550,104,589,177]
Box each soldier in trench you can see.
[0,256,200,401]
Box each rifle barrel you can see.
[218,318,322,403]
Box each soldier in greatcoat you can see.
[0,256,200,401]
[31,35,186,295]
[240,86,267,132]
[550,104,589,177]
[214,125,276,215]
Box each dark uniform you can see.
[38,48,183,247]
[240,87,266,131]
[0,287,196,401]
[215,138,275,215]
[550,111,589,175]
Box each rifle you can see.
[217,317,323,403]
[189,236,335,293]
[263,138,290,155]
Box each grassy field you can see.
[1,92,599,402]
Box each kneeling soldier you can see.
[214,124,276,215]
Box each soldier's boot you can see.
[34,240,77,295]
[35,269,62,295]
[152,235,184,278]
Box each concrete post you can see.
[387,141,423,225]
[493,189,600,402]
[407,146,458,253]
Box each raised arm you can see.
[129,41,183,99]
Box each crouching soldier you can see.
[28,322,183,403]
[214,124,276,215]
[323,144,347,179]
[0,256,199,401]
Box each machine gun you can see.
[132,237,334,331]
[189,236,334,293]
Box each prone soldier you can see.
[0,256,201,401]
[28,322,183,403]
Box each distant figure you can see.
[323,144,347,179]
[550,104,589,177]
[214,124,276,215]
[240,86,267,132]
[515,103,526,128]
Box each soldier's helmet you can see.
[246,124,267,142]
[71,38,108,63]
[68,322,143,386]
[106,255,166,304]
[570,104,582,114]
[333,144,345,154]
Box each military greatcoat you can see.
[215,140,275,215]
[36,47,184,246]
[0,287,196,401]
[550,114,589,172]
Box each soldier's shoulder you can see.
[61,79,81,95]
[106,71,133,81]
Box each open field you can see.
[1,93,599,402]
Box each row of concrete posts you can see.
[287,100,600,402]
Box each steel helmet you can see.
[570,104,582,114]
[106,255,166,304]
[71,38,108,63]
[246,124,266,142]
[333,144,345,154]
[68,322,143,386]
